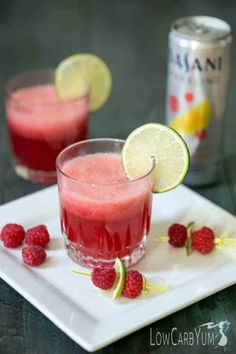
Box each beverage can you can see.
[165,16,232,186]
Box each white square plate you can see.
[0,185,236,352]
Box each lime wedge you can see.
[112,258,126,300]
[185,222,194,256]
[122,123,190,193]
[55,54,112,111]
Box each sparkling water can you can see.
[166,16,232,186]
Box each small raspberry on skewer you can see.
[168,223,187,247]
[91,267,116,290]
[122,270,143,299]
[191,227,215,254]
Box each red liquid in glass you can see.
[59,154,152,260]
[6,84,89,176]
[8,125,88,172]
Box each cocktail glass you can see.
[56,138,154,268]
[5,69,89,183]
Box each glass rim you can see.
[5,68,89,106]
[56,138,155,186]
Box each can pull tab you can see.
[188,22,210,35]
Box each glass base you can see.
[14,164,57,184]
[64,235,147,269]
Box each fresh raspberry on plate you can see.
[22,246,46,266]
[1,223,25,248]
[122,270,143,299]
[25,224,50,247]
[191,226,215,254]
[91,267,116,290]
[168,223,187,247]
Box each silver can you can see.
[165,16,232,186]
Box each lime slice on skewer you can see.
[55,54,112,111]
[112,258,126,300]
[122,123,190,193]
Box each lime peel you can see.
[185,222,194,256]
[112,258,126,300]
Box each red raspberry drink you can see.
[6,70,89,183]
[57,139,153,268]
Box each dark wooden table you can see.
[1,1,236,353]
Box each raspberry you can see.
[191,227,215,254]
[91,267,116,290]
[122,270,143,299]
[1,223,25,248]
[168,223,187,247]
[22,246,46,266]
[25,224,50,247]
